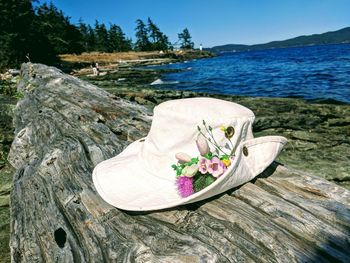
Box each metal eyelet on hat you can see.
[225,126,235,139]
[243,146,248,156]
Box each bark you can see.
[8,63,350,262]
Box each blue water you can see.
[150,44,350,103]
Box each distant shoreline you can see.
[207,26,350,52]
[210,42,350,54]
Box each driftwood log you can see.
[8,63,350,262]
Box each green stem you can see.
[199,126,227,156]
[198,130,218,151]
[228,139,236,156]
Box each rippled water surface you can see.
[150,44,350,103]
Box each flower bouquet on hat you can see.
[172,120,236,198]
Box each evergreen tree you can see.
[94,21,109,52]
[147,18,171,51]
[0,0,57,69]
[78,19,89,51]
[178,28,194,49]
[159,34,173,51]
[108,24,132,52]
[147,18,161,44]
[0,1,175,70]
[86,25,97,52]
[36,2,83,54]
[134,19,151,51]
[65,21,84,54]
[124,38,134,51]
[0,0,32,68]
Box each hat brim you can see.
[92,136,287,211]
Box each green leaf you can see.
[191,157,199,164]
[176,166,183,176]
[171,163,185,176]
[204,152,213,160]
[193,173,216,192]
[220,154,229,160]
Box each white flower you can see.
[182,164,198,177]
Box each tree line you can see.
[0,0,195,70]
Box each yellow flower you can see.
[220,126,226,132]
[222,159,231,167]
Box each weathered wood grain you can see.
[8,63,350,262]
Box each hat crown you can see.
[143,98,255,161]
[156,97,254,121]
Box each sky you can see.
[42,0,350,48]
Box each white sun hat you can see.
[92,97,287,211]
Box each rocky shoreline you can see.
[0,59,349,261]
[82,67,350,188]
[59,50,215,75]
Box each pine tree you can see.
[147,18,161,45]
[158,34,173,51]
[123,38,133,51]
[86,25,97,52]
[0,1,177,69]
[134,19,151,51]
[0,0,32,68]
[36,2,83,54]
[0,0,57,69]
[147,18,171,51]
[178,28,194,49]
[94,21,109,52]
[78,20,89,52]
[108,24,132,52]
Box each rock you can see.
[7,63,350,262]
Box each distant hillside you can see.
[208,27,350,52]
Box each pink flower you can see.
[207,157,227,178]
[176,176,194,197]
[196,134,209,156]
[198,157,209,174]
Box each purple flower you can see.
[198,157,209,174]
[207,157,227,178]
[176,176,194,197]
